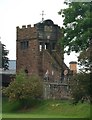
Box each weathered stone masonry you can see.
[16,19,70,99]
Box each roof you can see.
[0,60,16,75]
[0,69,16,75]
[43,19,54,25]
[69,61,77,64]
[9,60,16,70]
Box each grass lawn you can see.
[2,98,91,118]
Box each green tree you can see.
[3,71,43,108]
[59,2,92,103]
[69,72,91,104]
[59,2,92,72]
[59,2,91,52]
[0,43,9,70]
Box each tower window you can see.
[45,43,49,50]
[39,42,42,51]
[20,41,29,49]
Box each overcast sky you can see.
[0,0,78,67]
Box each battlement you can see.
[16,24,36,30]
[16,24,37,40]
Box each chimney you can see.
[69,61,77,74]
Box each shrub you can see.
[69,72,91,104]
[3,71,43,108]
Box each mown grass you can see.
[2,97,91,118]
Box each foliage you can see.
[59,2,92,72]
[78,46,92,72]
[58,2,92,105]
[59,2,92,53]
[1,43,9,70]
[3,71,43,107]
[69,72,91,104]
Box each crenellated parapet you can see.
[16,24,37,40]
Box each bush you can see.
[3,71,43,108]
[69,72,91,104]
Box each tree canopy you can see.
[58,2,92,103]
[0,42,9,70]
[59,2,92,72]
[59,2,92,52]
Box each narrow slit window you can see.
[39,43,42,51]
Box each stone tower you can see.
[16,19,68,81]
